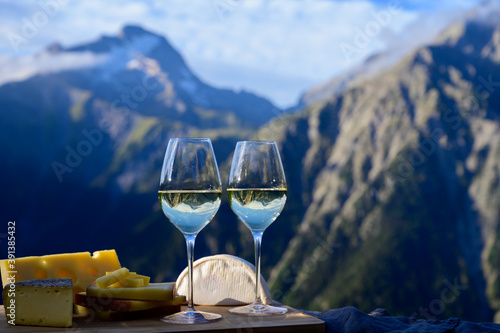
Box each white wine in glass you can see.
[227,141,288,316]
[158,138,222,324]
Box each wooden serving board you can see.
[0,305,324,332]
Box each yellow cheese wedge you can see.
[0,250,121,298]
[2,278,73,327]
[87,282,174,301]
[96,267,129,288]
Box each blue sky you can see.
[0,0,487,107]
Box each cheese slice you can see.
[0,250,121,298]
[111,278,144,288]
[87,282,174,301]
[2,278,73,327]
[175,254,273,305]
[75,292,185,312]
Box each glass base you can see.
[229,303,288,316]
[160,310,222,324]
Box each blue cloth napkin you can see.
[303,307,500,333]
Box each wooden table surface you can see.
[0,305,325,333]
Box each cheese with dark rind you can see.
[2,278,73,327]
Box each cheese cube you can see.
[2,278,73,327]
[0,250,121,298]
[108,273,150,288]
[96,267,129,288]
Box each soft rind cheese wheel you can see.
[175,254,273,305]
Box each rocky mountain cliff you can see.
[254,13,500,322]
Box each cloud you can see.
[0,51,106,86]
[0,0,487,107]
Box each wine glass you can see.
[158,138,222,324]
[227,141,288,316]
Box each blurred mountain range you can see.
[0,24,278,300]
[1,1,500,323]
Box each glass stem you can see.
[185,234,196,312]
[253,231,263,305]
